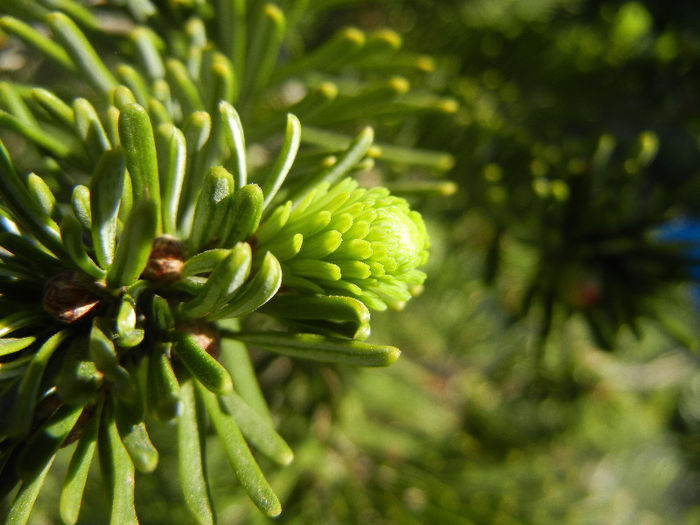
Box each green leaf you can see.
[26,173,57,220]
[206,51,237,111]
[151,294,175,333]
[240,3,285,105]
[55,336,103,405]
[5,456,55,525]
[297,230,343,259]
[0,108,74,159]
[113,87,139,119]
[147,97,171,126]
[364,139,455,171]
[73,98,111,161]
[260,294,370,340]
[114,295,144,348]
[0,16,74,70]
[71,184,92,231]
[219,326,273,423]
[177,378,213,525]
[98,396,138,525]
[262,232,303,262]
[0,337,37,357]
[88,323,136,401]
[166,58,205,116]
[30,88,74,127]
[269,27,365,83]
[0,232,63,276]
[0,311,44,340]
[0,86,33,128]
[47,12,117,96]
[221,183,264,247]
[262,113,301,210]
[219,101,247,188]
[286,259,341,281]
[9,330,69,438]
[119,168,134,222]
[116,64,150,106]
[197,382,281,517]
[130,26,165,81]
[60,213,106,279]
[180,242,252,319]
[44,0,99,29]
[302,125,454,171]
[181,248,230,277]
[105,198,158,289]
[178,111,212,233]
[115,297,137,337]
[60,400,102,525]
[335,260,372,279]
[357,27,403,57]
[189,165,235,253]
[220,391,293,466]
[328,238,372,260]
[173,332,233,394]
[215,0,245,79]
[0,138,65,257]
[183,111,212,153]
[156,124,186,235]
[17,403,83,480]
[304,76,413,126]
[227,331,401,366]
[146,341,180,422]
[90,148,125,269]
[292,126,374,200]
[115,398,159,473]
[207,251,282,320]
[184,16,206,60]
[118,102,161,233]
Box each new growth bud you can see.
[257,178,429,310]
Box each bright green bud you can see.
[257,178,429,310]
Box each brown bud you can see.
[142,235,185,281]
[43,271,101,323]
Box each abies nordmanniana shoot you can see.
[0,93,430,523]
[0,5,436,525]
[258,177,429,312]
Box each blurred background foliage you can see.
[23,0,700,523]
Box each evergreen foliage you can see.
[1,1,699,524]
[0,1,441,523]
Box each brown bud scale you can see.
[142,235,185,281]
[43,271,101,323]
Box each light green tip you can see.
[257,178,430,310]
